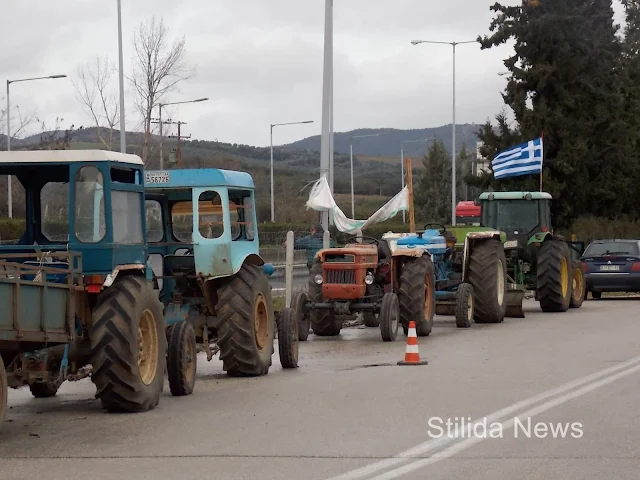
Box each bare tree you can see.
[0,100,37,150]
[130,16,194,164]
[72,57,119,150]
[30,117,79,150]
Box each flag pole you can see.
[540,131,544,192]
[405,156,415,233]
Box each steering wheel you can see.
[347,235,379,245]
[183,248,194,255]
[423,223,447,235]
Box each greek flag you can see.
[491,137,543,179]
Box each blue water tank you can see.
[421,229,447,255]
[396,233,428,248]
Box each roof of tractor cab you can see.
[0,150,143,165]
[478,191,552,200]
[144,168,254,190]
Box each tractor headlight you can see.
[365,273,374,285]
[314,274,323,285]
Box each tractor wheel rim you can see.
[560,258,569,298]
[391,299,399,331]
[424,272,434,319]
[254,293,269,351]
[572,268,583,299]
[138,309,159,386]
[496,261,505,306]
[184,331,196,384]
[467,295,473,321]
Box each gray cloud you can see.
[1,0,627,148]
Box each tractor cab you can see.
[143,168,264,303]
[478,191,552,249]
[0,150,149,283]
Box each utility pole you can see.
[168,121,190,167]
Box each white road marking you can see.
[369,359,640,480]
[326,354,640,480]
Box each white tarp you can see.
[305,176,409,234]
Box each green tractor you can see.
[476,191,586,316]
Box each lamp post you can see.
[411,39,476,226]
[349,132,391,218]
[158,97,209,169]
[270,120,314,222]
[400,138,435,223]
[117,0,126,153]
[6,74,67,219]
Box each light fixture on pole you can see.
[411,39,476,226]
[270,120,314,222]
[400,138,436,223]
[6,74,67,219]
[157,97,209,169]
[349,132,391,218]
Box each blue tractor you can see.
[0,150,167,426]
[389,222,508,328]
[144,168,297,397]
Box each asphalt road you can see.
[2,297,640,480]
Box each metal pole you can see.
[6,80,11,219]
[158,105,163,169]
[117,0,126,153]
[350,142,354,218]
[401,145,405,224]
[451,43,457,226]
[320,0,332,244]
[270,124,275,223]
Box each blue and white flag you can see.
[491,137,543,179]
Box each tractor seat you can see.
[377,240,392,264]
[163,254,196,276]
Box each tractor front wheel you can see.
[291,291,310,341]
[398,255,436,337]
[537,240,572,312]
[277,308,299,368]
[167,320,197,396]
[379,293,399,342]
[569,264,586,309]
[308,259,341,336]
[90,275,167,412]
[455,283,474,329]
[215,263,276,377]
[0,356,7,429]
[468,239,507,324]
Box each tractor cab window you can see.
[171,201,193,243]
[229,189,255,241]
[492,200,539,233]
[74,166,106,243]
[145,200,163,243]
[41,181,69,242]
[197,191,224,239]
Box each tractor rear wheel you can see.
[0,356,6,429]
[215,263,276,377]
[308,259,341,336]
[277,308,299,368]
[167,320,197,396]
[455,283,474,329]
[398,255,436,337]
[90,275,167,412]
[468,239,507,324]
[537,240,572,312]
[569,264,585,309]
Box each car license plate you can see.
[600,265,620,271]
[504,240,518,249]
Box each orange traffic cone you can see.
[397,321,428,366]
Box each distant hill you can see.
[281,123,482,157]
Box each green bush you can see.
[560,216,640,244]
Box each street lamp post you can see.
[400,138,435,223]
[349,132,390,218]
[117,0,126,153]
[411,39,476,226]
[6,74,67,218]
[270,120,314,222]
[157,97,209,169]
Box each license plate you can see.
[504,240,518,249]
[600,265,620,271]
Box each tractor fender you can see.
[391,247,430,258]
[102,264,146,288]
[462,231,502,282]
[527,231,553,246]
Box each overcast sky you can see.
[1,0,626,148]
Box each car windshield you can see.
[584,241,639,256]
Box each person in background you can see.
[294,223,336,269]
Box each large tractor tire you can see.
[398,255,436,337]
[537,240,572,312]
[215,263,276,377]
[167,320,197,396]
[308,259,341,336]
[90,275,167,413]
[0,356,7,429]
[569,263,586,309]
[467,239,507,324]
